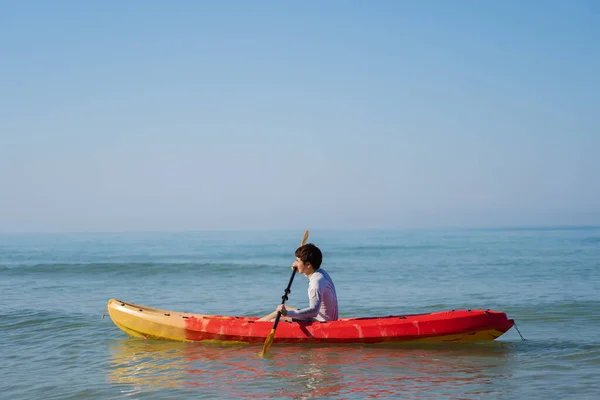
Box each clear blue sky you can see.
[1,1,598,232]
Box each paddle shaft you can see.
[259,230,308,356]
[271,267,297,331]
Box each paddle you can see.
[259,229,309,357]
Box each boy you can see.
[258,243,338,322]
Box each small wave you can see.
[582,237,600,244]
[503,301,600,324]
[328,244,441,257]
[353,244,441,251]
[0,309,91,338]
[0,262,281,276]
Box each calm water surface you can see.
[1,228,599,399]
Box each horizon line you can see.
[1,224,598,235]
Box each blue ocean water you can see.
[1,228,599,399]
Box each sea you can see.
[1,227,599,399]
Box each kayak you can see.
[106,298,515,344]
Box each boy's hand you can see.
[276,304,287,316]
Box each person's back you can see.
[288,267,338,322]
[259,243,339,323]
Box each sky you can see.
[1,1,599,232]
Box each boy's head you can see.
[295,243,322,270]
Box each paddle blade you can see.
[301,230,309,246]
[259,328,276,357]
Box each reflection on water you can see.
[108,338,515,398]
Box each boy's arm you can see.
[286,289,321,319]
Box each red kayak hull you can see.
[187,310,514,344]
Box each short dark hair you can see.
[295,243,322,270]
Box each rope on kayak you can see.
[514,321,526,341]
[101,305,108,319]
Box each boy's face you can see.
[293,257,312,275]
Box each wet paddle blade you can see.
[259,328,276,356]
